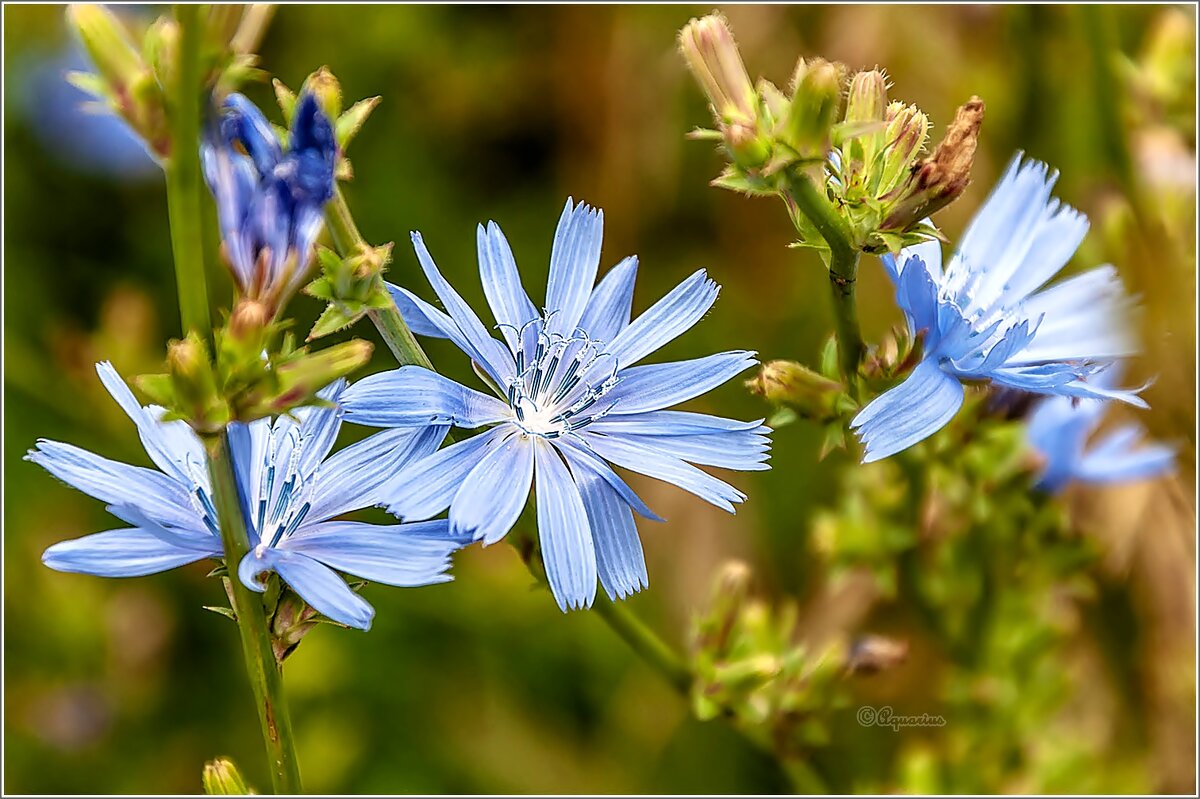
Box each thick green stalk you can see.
[786,174,863,393]
[323,188,433,368]
[164,4,211,339]
[205,434,303,795]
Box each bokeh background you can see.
[4,4,1195,794]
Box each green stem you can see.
[205,434,303,795]
[592,596,693,695]
[323,187,434,369]
[785,174,863,393]
[513,538,693,695]
[165,4,211,339]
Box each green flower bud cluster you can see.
[690,561,905,755]
[679,13,985,257]
[135,316,372,436]
[66,4,269,161]
[304,243,398,340]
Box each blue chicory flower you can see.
[30,363,463,630]
[1025,370,1174,494]
[201,91,337,314]
[852,154,1146,463]
[339,199,770,611]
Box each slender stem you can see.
[785,174,863,393]
[164,4,211,339]
[205,434,303,795]
[592,596,693,694]
[323,187,434,369]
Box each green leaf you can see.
[202,605,237,621]
[336,96,381,150]
[272,77,296,122]
[304,276,336,301]
[66,70,109,99]
[308,303,366,341]
[766,407,798,428]
[819,335,840,379]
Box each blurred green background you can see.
[4,4,1195,794]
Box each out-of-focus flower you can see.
[1025,375,1175,494]
[852,154,1146,463]
[22,44,159,178]
[201,92,337,317]
[340,199,770,611]
[31,363,463,630]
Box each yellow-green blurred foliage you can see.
[4,4,1194,794]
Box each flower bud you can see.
[142,17,178,89]
[845,70,888,126]
[784,57,845,160]
[68,5,144,96]
[678,14,757,127]
[878,101,929,193]
[302,66,343,121]
[265,340,373,414]
[202,757,254,795]
[747,360,843,420]
[229,299,270,340]
[881,96,984,231]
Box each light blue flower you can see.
[852,154,1146,463]
[30,363,462,630]
[1025,370,1175,494]
[201,91,336,313]
[340,199,769,611]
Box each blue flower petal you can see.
[281,519,462,587]
[26,440,203,532]
[307,425,449,522]
[1009,266,1137,364]
[410,231,515,383]
[589,411,767,437]
[1077,428,1175,484]
[578,431,745,512]
[239,547,375,630]
[386,282,454,339]
[570,463,647,601]
[533,439,597,611]
[555,438,662,522]
[600,429,770,472]
[478,221,538,352]
[851,358,965,463]
[95,361,206,486]
[606,269,721,367]
[43,528,214,577]
[449,429,534,544]
[604,351,757,415]
[577,256,638,344]
[340,366,511,428]
[545,198,603,335]
[384,426,514,520]
[222,93,283,175]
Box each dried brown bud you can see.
[881,96,985,230]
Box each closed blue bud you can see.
[202,92,336,317]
